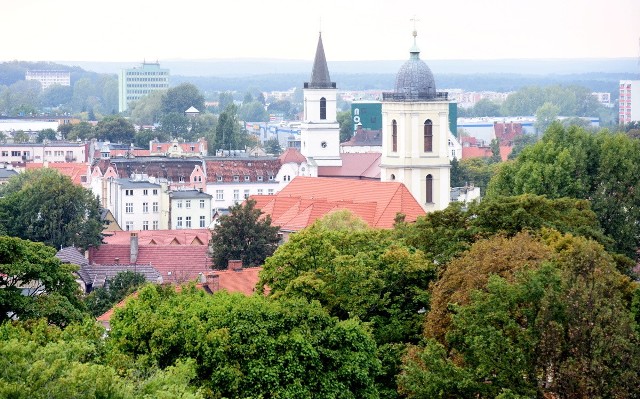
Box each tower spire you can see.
[409,16,421,59]
[307,32,335,89]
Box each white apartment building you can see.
[619,80,640,124]
[105,178,167,231]
[169,190,213,229]
[118,62,170,112]
[0,142,88,163]
[25,70,71,90]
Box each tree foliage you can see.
[488,124,640,258]
[337,110,353,143]
[161,83,205,115]
[400,234,640,398]
[108,285,380,398]
[209,199,280,268]
[0,169,104,250]
[95,115,136,143]
[0,236,86,326]
[85,271,146,317]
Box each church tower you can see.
[300,33,342,167]
[380,30,451,212]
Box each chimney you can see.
[130,232,138,264]
[227,259,243,272]
[114,257,119,264]
[206,272,220,292]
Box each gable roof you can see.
[102,229,210,246]
[82,263,162,288]
[251,176,425,230]
[278,147,307,164]
[318,152,381,179]
[204,157,281,183]
[25,162,90,185]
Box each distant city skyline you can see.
[3,0,639,63]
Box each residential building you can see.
[251,176,425,241]
[0,142,88,164]
[150,138,208,157]
[169,189,213,229]
[25,70,70,90]
[380,30,452,212]
[118,61,169,112]
[619,80,640,124]
[102,178,167,231]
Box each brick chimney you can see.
[130,232,138,264]
[206,272,220,292]
[227,259,243,271]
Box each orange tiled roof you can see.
[25,162,90,185]
[251,176,425,230]
[318,153,381,179]
[102,229,210,246]
[278,148,307,164]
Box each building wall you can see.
[106,180,164,231]
[25,70,71,90]
[170,195,212,229]
[351,101,382,132]
[300,87,341,166]
[118,62,170,112]
[206,181,280,210]
[380,101,451,212]
[0,143,87,163]
[619,80,640,124]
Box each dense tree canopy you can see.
[0,169,104,250]
[0,236,86,326]
[161,83,205,115]
[488,123,640,258]
[95,115,136,143]
[109,285,381,398]
[84,271,146,317]
[209,199,280,268]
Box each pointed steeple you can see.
[306,33,335,89]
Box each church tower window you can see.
[425,174,433,203]
[392,120,398,152]
[320,97,327,120]
[424,119,433,152]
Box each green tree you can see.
[534,102,560,134]
[0,236,86,325]
[12,130,29,143]
[263,137,282,155]
[129,89,165,126]
[41,84,73,108]
[159,111,190,136]
[238,101,268,122]
[213,104,251,151]
[161,83,205,115]
[209,198,280,268]
[134,127,169,149]
[337,110,353,142]
[109,285,380,398]
[85,270,146,317]
[95,115,136,143]
[507,133,538,160]
[0,169,104,250]
[471,98,501,117]
[66,121,96,141]
[217,91,234,111]
[36,128,57,143]
[489,138,501,163]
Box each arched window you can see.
[320,97,327,120]
[424,119,433,152]
[392,120,397,152]
[425,174,433,203]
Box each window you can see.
[392,120,398,152]
[269,175,274,181]
[216,190,224,200]
[200,215,206,228]
[233,175,239,182]
[425,174,433,203]
[257,189,263,195]
[142,221,149,230]
[423,119,433,152]
[177,217,183,228]
[257,176,263,182]
[268,189,274,195]
[152,221,159,230]
[11,151,21,156]
[244,189,250,199]
[125,189,133,196]
[185,200,191,209]
[1,151,7,157]
[320,97,327,120]
[125,203,133,213]
[177,200,182,208]
[233,190,240,200]
[153,202,158,213]
[217,175,223,182]
[200,199,205,208]
[142,202,149,213]
[125,221,133,231]
[143,189,148,195]
[179,176,185,183]
[244,175,250,181]
[153,189,158,195]
[185,216,192,228]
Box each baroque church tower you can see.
[300,33,342,167]
[380,30,451,211]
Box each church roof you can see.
[305,33,336,89]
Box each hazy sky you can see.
[3,0,639,62]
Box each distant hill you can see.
[60,57,639,77]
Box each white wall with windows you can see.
[107,179,164,231]
[205,180,280,210]
[169,190,213,229]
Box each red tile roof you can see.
[110,149,151,157]
[25,162,90,185]
[278,148,307,164]
[204,158,281,183]
[461,146,512,161]
[318,152,381,179]
[251,176,425,230]
[89,229,212,283]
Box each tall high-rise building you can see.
[25,70,70,90]
[619,80,640,124]
[118,62,169,112]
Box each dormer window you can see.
[268,175,274,181]
[233,175,239,182]
[217,175,223,182]
[244,175,250,182]
[179,176,185,183]
[257,176,263,182]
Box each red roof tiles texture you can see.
[26,162,90,185]
[251,176,425,230]
[318,152,381,179]
[278,148,307,164]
